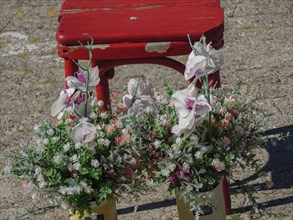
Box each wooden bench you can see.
[56,0,230,214]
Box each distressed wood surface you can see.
[56,0,223,46]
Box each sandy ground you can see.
[0,0,292,219]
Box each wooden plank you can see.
[60,0,220,12]
[57,3,223,45]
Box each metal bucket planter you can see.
[175,181,226,220]
[69,198,118,220]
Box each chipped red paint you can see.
[57,1,223,45]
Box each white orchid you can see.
[122,79,155,116]
[66,66,100,92]
[72,119,97,144]
[171,84,211,138]
[73,100,92,118]
[51,88,76,118]
[185,36,224,83]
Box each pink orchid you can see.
[171,84,211,138]
[51,88,76,119]
[66,67,100,92]
[72,120,97,144]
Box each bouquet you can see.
[5,41,146,218]
[5,36,283,219]
[117,36,279,218]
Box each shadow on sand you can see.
[230,124,293,214]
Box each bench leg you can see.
[208,70,221,88]
[64,58,78,88]
[96,71,112,112]
[91,60,113,112]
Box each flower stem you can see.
[84,38,94,117]
[204,74,212,140]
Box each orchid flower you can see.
[171,84,211,138]
[66,66,100,92]
[185,36,224,83]
[73,100,92,118]
[72,119,97,144]
[122,79,155,116]
[51,88,76,119]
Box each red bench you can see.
[56,0,230,214]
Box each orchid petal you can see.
[51,88,75,117]
[184,54,206,81]
[75,101,92,118]
[51,95,66,117]
[185,35,224,82]
[127,79,139,96]
[72,121,97,143]
[138,82,154,97]
[122,94,133,109]
[171,84,210,137]
[89,66,100,87]
[66,76,85,91]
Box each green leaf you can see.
[225,153,235,165]
[79,168,89,175]
[90,168,102,180]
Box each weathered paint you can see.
[145,42,170,53]
[132,5,163,10]
[93,44,110,50]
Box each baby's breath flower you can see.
[190,135,198,142]
[104,139,110,146]
[33,125,40,131]
[72,162,81,170]
[145,106,152,113]
[35,144,44,153]
[89,112,97,119]
[199,168,206,174]
[52,136,60,142]
[154,140,161,148]
[47,129,54,136]
[37,174,44,182]
[91,159,100,168]
[97,138,104,145]
[63,143,70,152]
[35,166,42,175]
[121,128,128,134]
[67,163,73,171]
[38,180,46,189]
[80,181,87,188]
[70,154,79,162]
[75,142,81,150]
[53,154,63,164]
[100,112,108,119]
[212,159,225,172]
[42,138,49,145]
[84,186,93,194]
[97,100,104,107]
[194,151,203,159]
[61,202,69,210]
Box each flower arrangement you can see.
[6,40,146,218]
[5,36,283,219]
[117,36,278,218]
